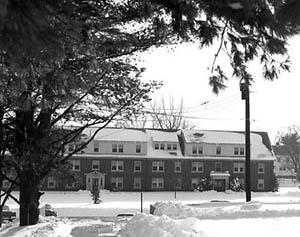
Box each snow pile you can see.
[119,213,202,237]
[239,201,262,210]
[152,201,300,220]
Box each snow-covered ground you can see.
[2,185,300,236]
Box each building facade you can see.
[41,128,276,192]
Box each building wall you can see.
[41,157,274,192]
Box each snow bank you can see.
[119,213,202,237]
[152,201,300,220]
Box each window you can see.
[240,147,245,155]
[215,162,222,172]
[257,179,264,190]
[234,147,244,155]
[216,146,221,155]
[136,144,141,153]
[2,180,10,188]
[134,161,142,172]
[94,142,99,152]
[198,146,203,154]
[192,146,197,154]
[191,162,204,173]
[68,144,75,152]
[233,163,245,173]
[152,161,164,172]
[112,144,117,153]
[111,177,123,189]
[118,144,123,153]
[47,176,56,189]
[92,160,100,170]
[134,177,141,189]
[71,160,80,171]
[191,178,200,189]
[152,178,164,189]
[167,144,172,150]
[258,163,265,174]
[111,160,124,172]
[154,143,159,150]
[160,143,165,150]
[234,147,239,155]
[174,161,181,173]
[172,144,177,150]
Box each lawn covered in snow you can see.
[2,186,300,236]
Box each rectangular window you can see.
[216,146,221,155]
[112,144,117,153]
[234,147,239,155]
[2,180,10,188]
[191,162,204,173]
[167,144,172,150]
[136,144,141,153]
[215,162,222,172]
[134,161,142,172]
[233,162,245,173]
[198,146,203,154]
[154,143,159,150]
[172,144,177,150]
[160,144,165,150]
[92,160,100,170]
[111,177,123,189]
[152,161,164,172]
[258,163,265,174]
[68,144,75,152]
[134,177,141,189]
[152,178,164,189]
[111,160,124,172]
[47,176,56,189]
[257,179,264,190]
[72,160,80,171]
[94,142,99,152]
[192,146,197,154]
[118,144,123,153]
[240,147,245,155]
[174,161,181,173]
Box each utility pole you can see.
[240,81,251,202]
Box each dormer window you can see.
[136,144,141,153]
[94,142,99,152]
[118,144,123,153]
[112,144,117,153]
[160,144,165,150]
[216,146,221,155]
[167,144,172,150]
[192,146,197,154]
[172,144,177,150]
[154,143,159,150]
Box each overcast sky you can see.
[139,36,300,144]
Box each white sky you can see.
[139,36,300,144]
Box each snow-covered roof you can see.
[146,129,179,142]
[182,129,250,144]
[84,127,148,142]
[182,129,273,160]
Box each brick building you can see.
[41,128,276,192]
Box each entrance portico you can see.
[210,171,230,192]
[86,171,106,191]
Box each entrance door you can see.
[214,179,225,192]
[92,178,99,190]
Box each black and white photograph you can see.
[0,0,300,236]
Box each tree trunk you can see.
[19,174,42,226]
